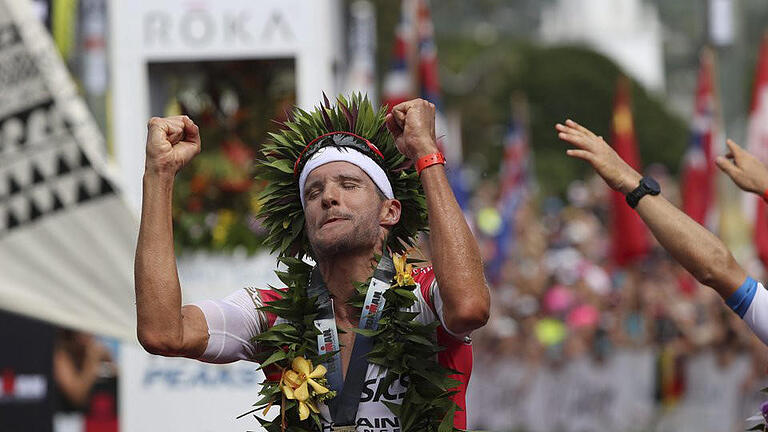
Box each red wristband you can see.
[762,187,768,204]
[415,153,446,175]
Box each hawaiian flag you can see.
[416,0,441,108]
[383,0,441,109]
[383,0,447,151]
[414,0,473,211]
[489,107,532,282]
[498,114,531,202]
[681,50,718,227]
[382,0,469,210]
[382,0,415,109]
[610,77,649,267]
[412,0,468,209]
[413,0,446,152]
[748,35,768,268]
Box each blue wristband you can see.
[726,277,758,318]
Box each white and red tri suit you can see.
[192,266,473,431]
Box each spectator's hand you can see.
[145,115,201,176]
[716,139,768,195]
[556,120,641,194]
[385,98,439,161]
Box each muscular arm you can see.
[556,119,745,299]
[134,116,208,357]
[387,100,490,334]
[420,164,490,333]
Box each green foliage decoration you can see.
[242,256,463,432]
[254,93,428,259]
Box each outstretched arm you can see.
[555,119,746,299]
[716,139,768,196]
[386,99,490,335]
[135,116,208,358]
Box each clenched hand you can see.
[385,99,439,161]
[145,115,201,176]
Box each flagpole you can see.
[702,46,726,237]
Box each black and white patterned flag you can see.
[0,0,136,340]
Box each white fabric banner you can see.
[467,349,759,432]
[120,343,277,432]
[120,252,282,431]
[0,0,137,340]
[468,349,657,432]
[656,351,751,432]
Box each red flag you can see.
[681,50,718,226]
[748,34,768,268]
[610,77,649,266]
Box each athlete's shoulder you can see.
[411,265,437,313]
[245,287,288,305]
[411,265,435,285]
[244,287,287,328]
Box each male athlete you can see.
[134,97,490,430]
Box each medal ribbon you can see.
[309,253,396,428]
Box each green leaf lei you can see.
[253,93,427,260]
[240,256,463,432]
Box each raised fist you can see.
[145,115,201,176]
[385,98,439,161]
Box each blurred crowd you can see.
[463,169,768,431]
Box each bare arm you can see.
[633,192,746,298]
[53,342,104,407]
[556,119,746,299]
[386,99,490,334]
[135,116,208,357]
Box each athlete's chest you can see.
[335,315,359,377]
[316,363,408,431]
[335,319,358,379]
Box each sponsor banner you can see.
[0,310,55,432]
[122,253,282,431]
[120,343,277,432]
[109,0,343,212]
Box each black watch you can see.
[626,176,660,209]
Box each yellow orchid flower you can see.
[393,253,415,287]
[280,356,328,420]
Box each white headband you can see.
[298,146,394,208]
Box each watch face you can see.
[642,176,660,194]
